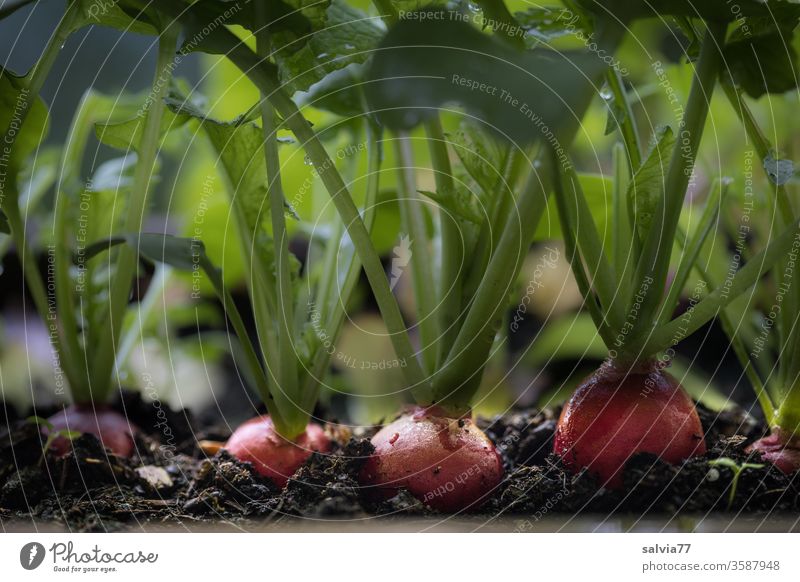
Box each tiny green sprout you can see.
[25,416,81,464]
[707,458,765,510]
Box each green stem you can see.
[431,158,554,413]
[645,218,800,356]
[775,382,800,436]
[394,132,439,373]
[255,11,302,438]
[629,21,726,347]
[4,197,82,392]
[677,232,776,421]
[0,8,79,394]
[657,177,727,328]
[461,145,517,301]
[611,142,634,305]
[424,118,464,368]
[115,264,171,371]
[199,255,282,428]
[90,26,179,395]
[721,81,800,390]
[53,91,110,402]
[213,39,428,394]
[606,67,642,171]
[552,152,617,348]
[428,19,626,410]
[315,220,344,325]
[557,160,624,331]
[303,117,384,408]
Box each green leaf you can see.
[56,429,83,441]
[294,66,366,117]
[724,18,800,98]
[418,187,483,224]
[163,97,276,234]
[81,233,204,271]
[273,0,384,94]
[70,0,160,35]
[285,0,331,28]
[578,0,800,22]
[388,0,448,11]
[94,103,191,151]
[25,415,54,431]
[628,126,676,241]
[447,123,505,195]
[177,0,316,56]
[132,233,204,271]
[87,154,139,192]
[604,98,626,136]
[515,5,576,48]
[534,173,612,242]
[0,67,50,178]
[365,11,605,144]
[0,210,9,234]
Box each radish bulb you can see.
[46,404,136,457]
[360,406,503,512]
[554,361,706,488]
[224,415,331,488]
[747,429,800,474]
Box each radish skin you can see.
[46,405,136,457]
[360,407,503,512]
[554,362,706,488]
[747,429,800,474]
[224,415,331,488]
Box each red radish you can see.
[46,404,136,457]
[224,415,331,488]
[554,361,706,488]
[360,406,503,512]
[747,430,800,474]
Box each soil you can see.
[1,393,798,531]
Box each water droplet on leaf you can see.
[763,152,794,186]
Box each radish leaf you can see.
[365,12,604,144]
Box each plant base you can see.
[46,404,136,457]
[747,429,800,474]
[224,415,331,488]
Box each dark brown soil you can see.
[2,394,799,531]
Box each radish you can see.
[360,407,503,511]
[543,17,778,487]
[45,405,136,457]
[707,85,800,476]
[554,362,705,487]
[224,416,331,487]
[352,5,624,509]
[747,431,800,474]
[0,20,181,466]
